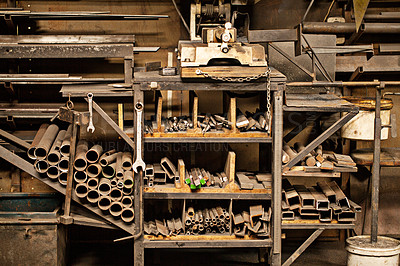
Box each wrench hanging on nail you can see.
[87,93,95,133]
[132,102,145,173]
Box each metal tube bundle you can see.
[72,144,134,223]
[29,123,72,187]
[185,206,230,235]
[28,125,135,223]
[281,179,359,223]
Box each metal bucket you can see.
[346,236,400,266]
[341,96,393,140]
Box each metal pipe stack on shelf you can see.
[185,206,230,235]
[233,205,271,238]
[281,179,360,222]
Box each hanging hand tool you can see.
[132,102,146,173]
[87,93,95,133]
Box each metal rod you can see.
[303,22,400,34]
[64,115,79,218]
[0,128,31,151]
[282,229,324,266]
[371,84,382,243]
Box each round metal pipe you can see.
[58,172,68,186]
[60,124,72,157]
[115,152,124,179]
[74,171,87,183]
[58,157,69,173]
[34,159,48,174]
[47,165,60,180]
[75,183,89,198]
[122,186,132,195]
[109,201,124,217]
[73,140,89,171]
[28,123,49,160]
[123,170,134,189]
[98,178,112,196]
[110,178,118,187]
[287,80,400,87]
[122,152,132,170]
[47,130,66,165]
[302,22,400,34]
[87,177,99,190]
[121,208,134,223]
[34,124,59,160]
[121,196,133,208]
[87,189,100,204]
[110,187,123,201]
[102,162,116,178]
[99,151,121,167]
[86,163,102,178]
[98,196,112,211]
[85,144,103,164]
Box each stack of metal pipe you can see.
[184,206,230,235]
[236,109,270,132]
[281,179,361,223]
[185,168,229,189]
[233,205,271,238]
[197,113,232,133]
[73,143,134,223]
[29,123,73,187]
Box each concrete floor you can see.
[70,237,347,265]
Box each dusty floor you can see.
[70,231,348,265]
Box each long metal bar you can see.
[134,89,144,266]
[63,114,79,220]
[303,22,400,34]
[271,86,283,266]
[0,128,30,150]
[283,114,320,143]
[0,35,135,44]
[282,229,324,266]
[284,111,358,169]
[87,99,135,150]
[0,144,134,234]
[371,85,382,243]
[0,44,133,58]
[0,11,168,20]
[287,80,400,87]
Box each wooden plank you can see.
[224,151,236,183]
[178,159,185,188]
[228,96,237,133]
[155,91,163,132]
[351,148,400,166]
[190,91,198,130]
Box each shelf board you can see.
[144,183,271,200]
[143,234,272,248]
[282,218,355,229]
[125,131,272,143]
[282,171,341,178]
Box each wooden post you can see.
[227,97,237,133]
[224,151,236,184]
[155,91,163,132]
[178,159,185,188]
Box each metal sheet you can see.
[268,34,336,82]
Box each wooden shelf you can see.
[282,171,341,178]
[144,183,271,200]
[142,131,271,143]
[144,234,272,248]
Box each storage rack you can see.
[130,69,286,265]
[0,34,360,266]
[280,93,358,266]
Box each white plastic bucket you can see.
[346,235,400,266]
